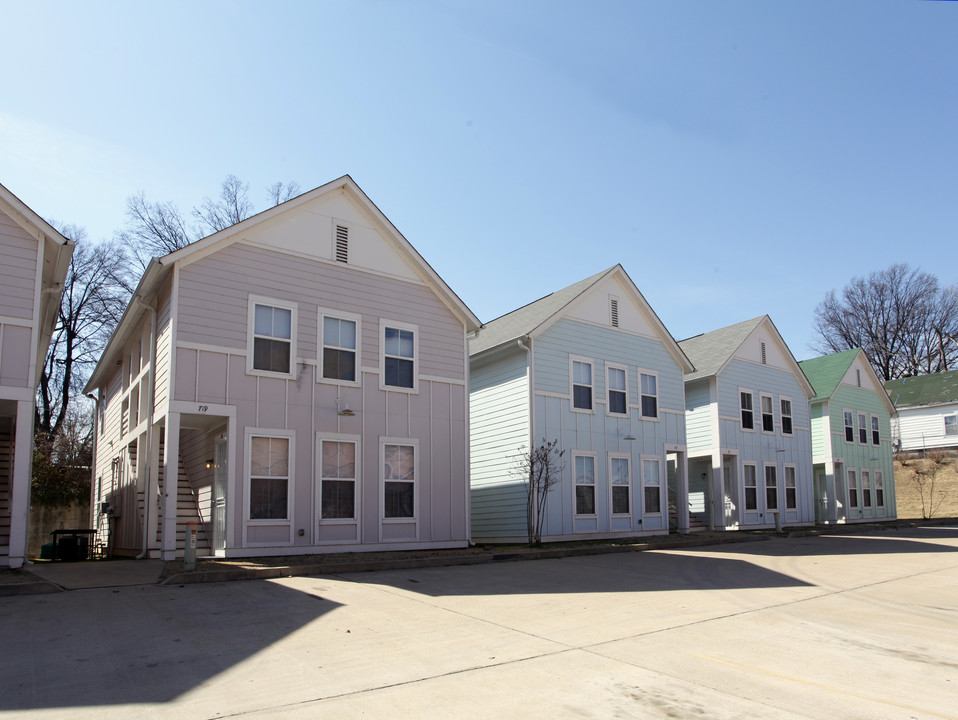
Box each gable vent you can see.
[761,341,767,365]
[610,298,619,328]
[335,225,348,263]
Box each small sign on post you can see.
[184,523,199,571]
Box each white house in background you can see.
[0,182,73,568]
[83,175,480,560]
[469,265,694,543]
[678,316,816,531]
[884,369,958,454]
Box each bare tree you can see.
[813,264,958,380]
[194,174,255,235]
[32,404,93,507]
[515,439,565,545]
[265,181,301,206]
[899,449,951,519]
[36,228,129,436]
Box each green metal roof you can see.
[884,369,958,408]
[797,348,860,402]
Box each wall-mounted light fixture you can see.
[336,398,355,417]
[205,459,214,470]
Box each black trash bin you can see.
[57,536,80,562]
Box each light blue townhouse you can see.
[678,316,816,531]
[799,349,897,524]
[469,266,695,543]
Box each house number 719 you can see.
[197,405,209,412]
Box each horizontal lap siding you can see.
[469,349,530,539]
[177,244,464,380]
[685,379,712,453]
[0,213,37,320]
[154,279,173,411]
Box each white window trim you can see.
[641,454,663,516]
[638,368,660,422]
[740,388,755,432]
[780,396,794,436]
[380,437,419,524]
[243,428,295,544]
[763,462,779,513]
[858,411,868,445]
[743,462,759,512]
[569,355,594,414]
[847,468,860,510]
[247,295,298,379]
[573,451,598,518]
[875,469,885,508]
[759,392,775,435]
[843,408,855,444]
[861,469,873,508]
[379,319,419,393]
[318,308,362,387]
[608,452,632,519]
[944,414,958,436]
[870,413,881,445]
[316,433,362,526]
[606,362,629,417]
[783,463,797,511]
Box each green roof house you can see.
[884,369,958,453]
[798,349,897,523]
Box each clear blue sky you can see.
[2,0,956,359]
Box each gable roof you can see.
[85,175,479,392]
[884,369,958,409]
[798,348,896,415]
[679,315,815,397]
[0,181,75,386]
[469,265,693,373]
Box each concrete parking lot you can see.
[2,527,957,719]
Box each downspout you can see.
[135,297,158,560]
[517,337,534,540]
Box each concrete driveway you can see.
[1,526,956,719]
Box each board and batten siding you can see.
[533,318,687,538]
[170,243,470,551]
[716,358,814,525]
[469,347,531,540]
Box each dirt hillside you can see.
[894,455,958,519]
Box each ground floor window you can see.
[848,469,859,509]
[744,464,758,511]
[383,442,415,518]
[862,470,872,508]
[574,454,596,515]
[876,470,885,507]
[610,456,631,515]
[249,435,290,520]
[784,465,797,510]
[320,439,357,519]
[764,465,778,511]
[643,457,661,514]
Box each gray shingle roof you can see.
[469,268,613,356]
[678,316,765,381]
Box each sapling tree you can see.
[515,439,565,545]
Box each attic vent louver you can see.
[335,225,348,263]
[610,298,619,328]
[761,342,767,365]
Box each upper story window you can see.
[781,398,793,435]
[945,414,958,436]
[249,297,296,377]
[607,365,627,416]
[871,415,880,445]
[381,322,417,390]
[640,372,658,419]
[321,312,360,384]
[761,393,774,433]
[741,391,754,430]
[858,412,868,444]
[571,358,593,411]
[844,410,854,442]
